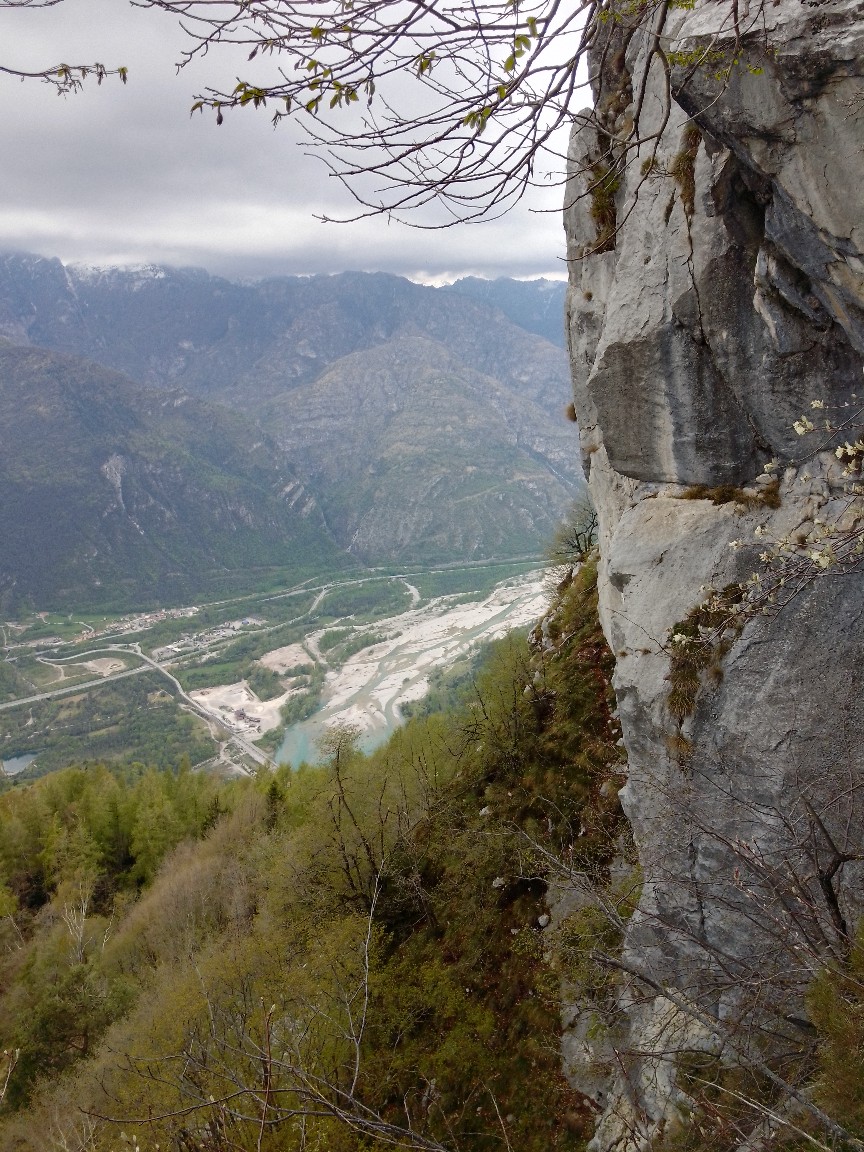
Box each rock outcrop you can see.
[564,1,864,1146]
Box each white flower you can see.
[793,416,815,435]
[754,525,765,537]
[763,459,778,473]
[810,399,825,409]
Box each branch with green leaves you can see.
[0,60,127,93]
[137,0,758,224]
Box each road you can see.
[0,663,152,711]
[1,645,274,769]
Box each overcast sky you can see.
[0,0,571,282]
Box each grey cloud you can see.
[0,0,568,279]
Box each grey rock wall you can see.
[563,2,864,1147]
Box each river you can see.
[277,571,547,766]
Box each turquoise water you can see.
[274,571,545,769]
[2,753,37,776]
[277,716,394,768]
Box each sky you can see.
[0,0,572,282]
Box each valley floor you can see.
[0,559,546,781]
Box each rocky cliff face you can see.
[564,2,864,1146]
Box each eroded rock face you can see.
[564,2,864,1147]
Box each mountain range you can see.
[0,252,580,611]
[0,341,350,613]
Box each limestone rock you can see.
[564,2,864,1147]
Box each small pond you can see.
[2,753,37,776]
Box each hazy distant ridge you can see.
[0,254,581,607]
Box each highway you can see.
[0,663,151,711]
[1,645,273,770]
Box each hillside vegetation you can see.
[0,561,624,1151]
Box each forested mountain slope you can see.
[0,342,350,612]
[262,333,581,563]
[0,562,624,1151]
[0,254,582,586]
